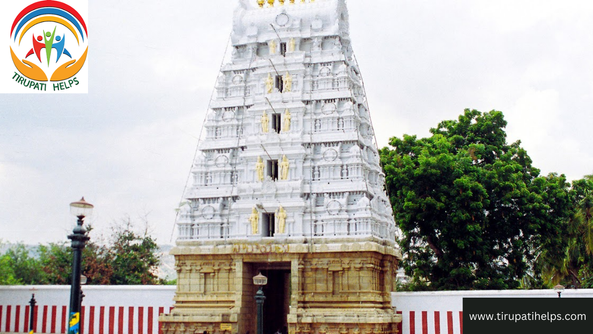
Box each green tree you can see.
[380,109,571,290]
[0,241,19,285]
[82,241,114,285]
[537,175,593,288]
[38,242,72,285]
[1,218,164,285]
[4,243,47,284]
[0,255,19,284]
[38,241,114,285]
[109,220,162,285]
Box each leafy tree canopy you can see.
[4,243,46,285]
[1,218,166,285]
[380,109,572,290]
[536,175,593,288]
[108,219,162,285]
[0,241,19,285]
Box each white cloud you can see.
[469,0,591,33]
[2,0,593,244]
[506,89,560,147]
[532,137,593,180]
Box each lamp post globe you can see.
[68,197,93,334]
[554,284,565,298]
[253,273,267,334]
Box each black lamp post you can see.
[29,294,36,333]
[68,197,93,334]
[253,272,268,334]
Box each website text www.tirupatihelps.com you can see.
[468,311,587,323]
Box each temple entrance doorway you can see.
[250,262,291,334]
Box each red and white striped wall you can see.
[3,286,593,334]
[0,304,171,334]
[391,289,593,334]
[396,310,463,334]
[0,286,175,334]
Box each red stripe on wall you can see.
[61,305,68,334]
[33,305,38,332]
[42,305,48,333]
[89,306,95,334]
[99,306,105,334]
[118,306,124,334]
[109,306,115,334]
[0,305,3,332]
[15,305,21,332]
[5,305,11,333]
[434,311,441,334]
[138,306,144,334]
[459,311,463,334]
[5,307,10,333]
[447,311,453,334]
[422,311,428,334]
[24,305,30,332]
[51,305,57,333]
[396,311,402,334]
[410,311,416,334]
[158,307,164,334]
[81,306,86,334]
[148,307,154,334]
[129,307,134,334]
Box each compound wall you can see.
[2,286,592,334]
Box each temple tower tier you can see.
[160,1,402,334]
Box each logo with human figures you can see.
[8,0,88,93]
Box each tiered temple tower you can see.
[160,0,402,333]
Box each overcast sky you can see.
[1,0,592,245]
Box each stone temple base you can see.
[159,238,402,334]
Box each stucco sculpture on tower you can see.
[249,207,259,234]
[283,72,292,92]
[276,206,287,234]
[261,110,269,133]
[265,73,274,94]
[255,156,264,181]
[283,109,291,132]
[280,155,289,180]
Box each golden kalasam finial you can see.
[257,0,265,7]
[290,0,295,3]
[279,0,285,5]
[268,0,275,7]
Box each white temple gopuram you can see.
[160,0,402,333]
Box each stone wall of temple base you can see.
[159,239,402,334]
